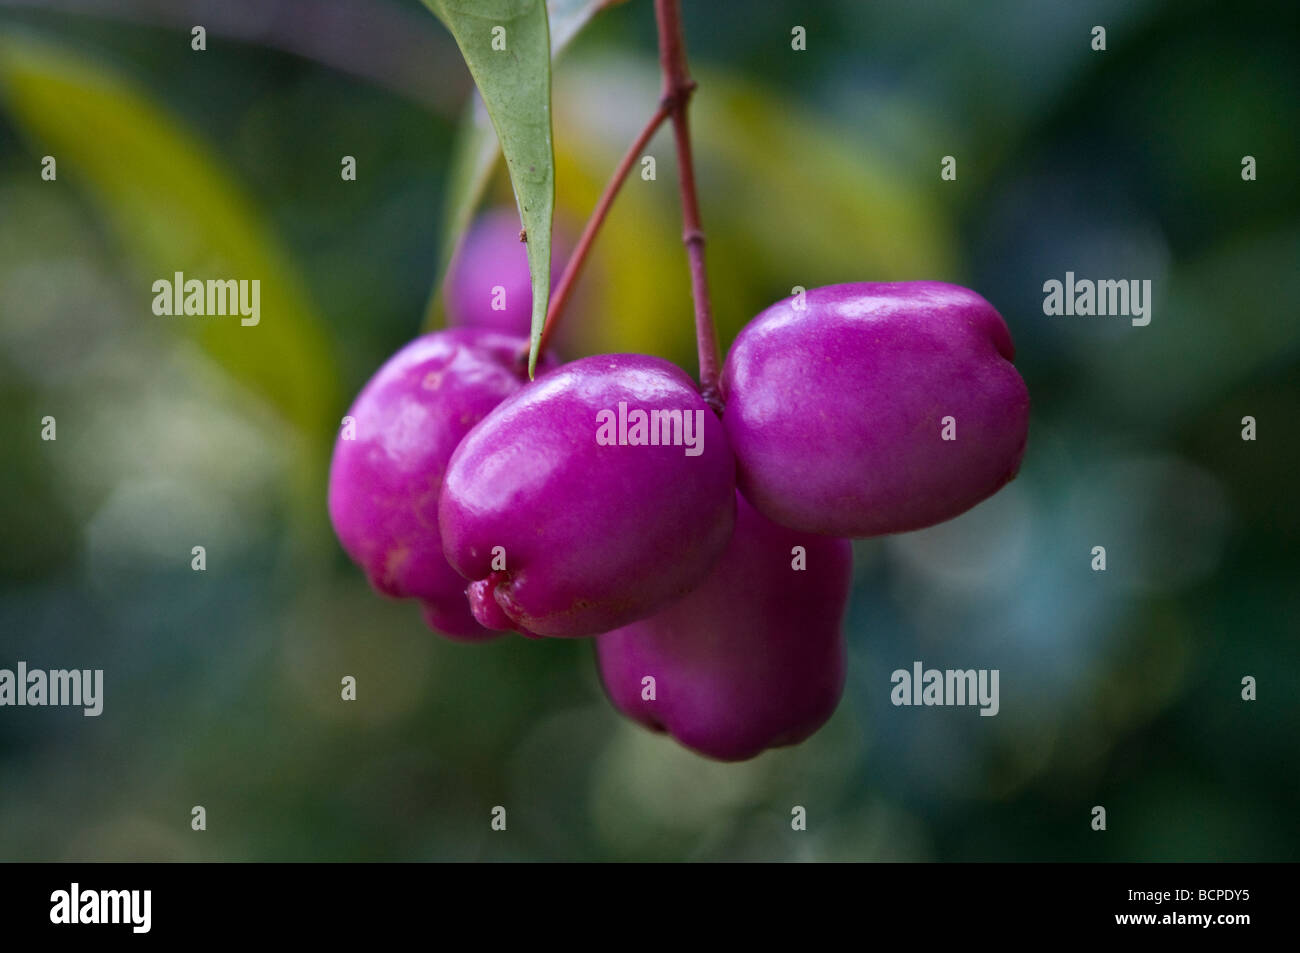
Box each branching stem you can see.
[533,0,722,411]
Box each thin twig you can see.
[654,0,721,410]
[535,102,671,357]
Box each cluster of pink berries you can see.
[329,213,1030,761]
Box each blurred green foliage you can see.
[0,0,1296,861]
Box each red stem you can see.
[535,103,670,357]
[654,0,722,410]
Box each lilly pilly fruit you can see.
[438,353,736,638]
[597,492,852,761]
[721,281,1030,537]
[328,328,555,639]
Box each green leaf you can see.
[421,0,554,376]
[423,0,617,339]
[0,33,339,518]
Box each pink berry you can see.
[596,492,851,761]
[328,328,554,640]
[444,208,568,337]
[721,281,1030,537]
[438,354,736,638]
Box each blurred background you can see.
[0,0,1296,861]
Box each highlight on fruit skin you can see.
[720,281,1030,538]
[327,328,556,640]
[438,353,737,639]
[596,492,852,761]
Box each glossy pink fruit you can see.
[444,208,568,337]
[597,493,851,761]
[328,328,553,640]
[721,281,1030,537]
[439,354,736,638]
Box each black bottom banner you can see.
[0,861,1283,940]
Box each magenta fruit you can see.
[721,281,1030,537]
[596,492,851,761]
[328,328,554,640]
[438,354,736,638]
